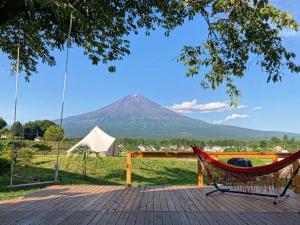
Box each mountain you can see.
[59,94,300,140]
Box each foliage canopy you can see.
[0,117,7,130]
[0,0,299,100]
[23,120,55,140]
[44,124,64,141]
[10,121,23,137]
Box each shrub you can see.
[32,143,52,156]
[18,148,34,166]
[0,158,10,175]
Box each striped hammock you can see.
[192,146,300,204]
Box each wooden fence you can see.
[126,152,297,188]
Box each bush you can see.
[18,148,34,166]
[0,158,10,175]
[32,143,52,155]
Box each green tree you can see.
[0,1,185,78]
[289,137,296,144]
[23,120,55,140]
[10,121,23,137]
[72,145,93,179]
[177,1,300,102]
[1,1,299,101]
[259,140,267,148]
[44,125,64,142]
[283,134,289,143]
[0,117,7,130]
[271,136,281,145]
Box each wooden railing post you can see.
[126,153,132,187]
[272,155,279,188]
[197,160,203,188]
[292,159,299,187]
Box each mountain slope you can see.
[59,94,300,140]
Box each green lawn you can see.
[0,154,270,201]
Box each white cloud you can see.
[212,120,223,125]
[166,100,230,113]
[279,30,300,38]
[252,106,262,110]
[225,113,249,121]
[167,99,249,114]
[236,104,246,109]
[213,113,249,124]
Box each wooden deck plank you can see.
[139,186,149,211]
[153,211,163,225]
[0,185,80,214]
[161,211,172,225]
[192,212,211,225]
[168,186,184,211]
[0,185,299,225]
[131,186,144,211]
[178,211,192,225]
[115,211,131,225]
[144,211,154,225]
[134,211,146,225]
[169,211,182,225]
[1,185,92,224]
[125,211,138,225]
[146,187,154,212]
[164,186,176,211]
[86,209,108,225]
[153,186,162,212]
[158,186,169,211]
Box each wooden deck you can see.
[0,185,299,225]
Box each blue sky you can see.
[1,0,300,134]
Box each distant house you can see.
[34,136,44,142]
[204,146,225,152]
[273,146,289,153]
[138,145,146,152]
[180,146,191,151]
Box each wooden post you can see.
[197,160,203,188]
[272,155,279,188]
[292,159,299,187]
[126,153,132,187]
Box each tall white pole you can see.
[55,13,73,181]
[10,30,21,186]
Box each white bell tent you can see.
[67,126,120,156]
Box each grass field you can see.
[0,154,271,201]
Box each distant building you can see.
[34,136,44,142]
[273,146,288,153]
[204,146,225,152]
[180,146,191,151]
[138,145,146,152]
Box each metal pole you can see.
[55,13,73,181]
[10,28,21,187]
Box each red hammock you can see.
[193,146,300,177]
[192,146,300,204]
